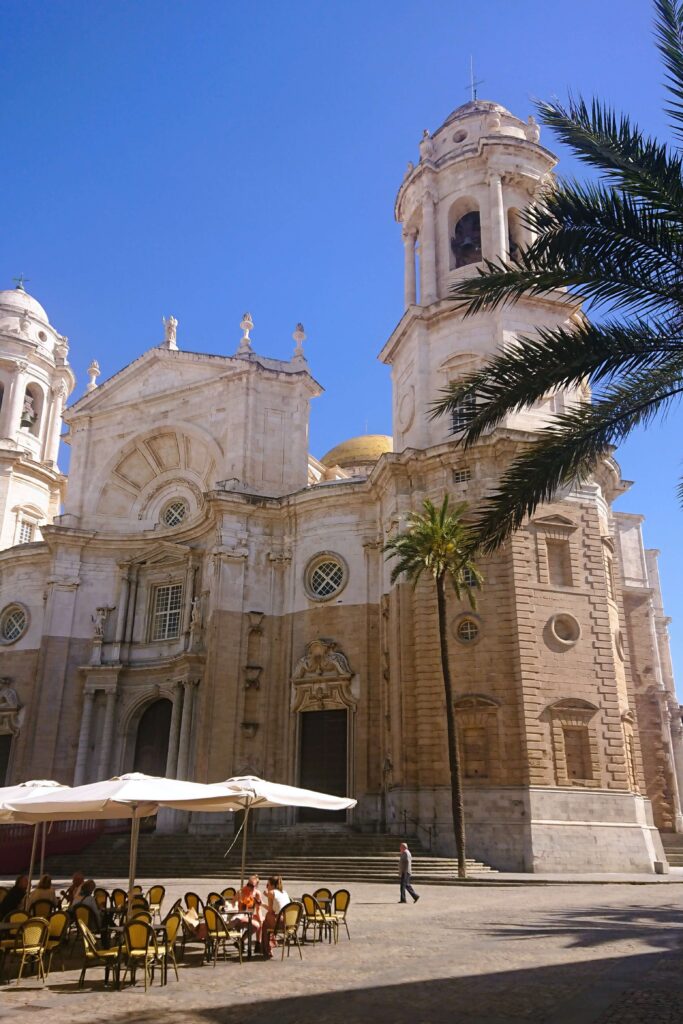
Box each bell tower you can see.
[379,99,581,453]
[0,281,75,549]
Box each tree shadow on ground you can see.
[477,903,683,950]
[44,945,683,1024]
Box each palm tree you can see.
[431,0,683,554]
[383,496,482,879]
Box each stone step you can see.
[44,831,496,881]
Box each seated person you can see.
[71,879,102,931]
[261,875,290,959]
[63,871,86,905]
[0,875,28,918]
[233,875,263,946]
[26,873,58,911]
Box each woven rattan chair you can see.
[122,920,159,990]
[331,889,351,940]
[204,905,242,966]
[45,910,70,974]
[4,917,49,985]
[146,885,165,923]
[93,887,109,911]
[301,894,337,944]
[30,899,54,920]
[155,910,182,982]
[312,887,333,907]
[77,919,121,989]
[274,902,304,960]
[184,891,205,919]
[221,886,237,903]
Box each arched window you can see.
[133,699,173,777]
[451,210,482,268]
[21,383,44,437]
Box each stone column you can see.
[164,682,184,779]
[74,690,96,785]
[97,689,117,779]
[1,360,29,438]
[45,381,67,464]
[175,680,197,780]
[402,228,417,307]
[488,172,507,260]
[669,712,683,832]
[420,191,437,305]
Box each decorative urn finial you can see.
[86,359,100,393]
[237,312,254,356]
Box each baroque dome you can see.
[321,434,393,469]
[0,285,50,324]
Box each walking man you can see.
[398,842,420,903]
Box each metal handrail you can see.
[400,811,434,851]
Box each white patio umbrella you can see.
[177,775,358,888]
[0,779,71,891]
[6,772,234,897]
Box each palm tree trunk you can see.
[436,573,467,879]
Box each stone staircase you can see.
[44,825,496,883]
[660,832,683,867]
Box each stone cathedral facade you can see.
[1,98,681,872]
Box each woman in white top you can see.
[261,875,290,958]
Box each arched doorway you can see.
[298,709,348,822]
[133,699,172,777]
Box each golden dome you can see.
[320,434,393,469]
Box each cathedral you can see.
[1,97,681,872]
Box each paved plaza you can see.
[1,878,683,1023]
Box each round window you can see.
[161,499,188,528]
[305,553,348,601]
[452,129,468,144]
[0,604,28,645]
[550,614,581,646]
[456,618,479,644]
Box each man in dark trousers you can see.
[398,842,420,903]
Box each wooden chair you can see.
[301,894,337,944]
[76,920,121,989]
[331,889,351,940]
[274,902,304,960]
[3,917,49,985]
[206,891,224,907]
[221,886,237,903]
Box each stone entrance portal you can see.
[133,698,172,777]
[298,708,348,822]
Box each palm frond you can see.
[470,360,683,552]
[430,316,683,447]
[654,0,683,136]
[536,96,683,217]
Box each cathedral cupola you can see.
[0,280,75,548]
[395,99,555,309]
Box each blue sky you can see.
[3,0,681,686]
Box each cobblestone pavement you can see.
[1,877,682,1024]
